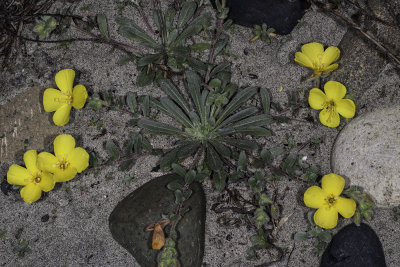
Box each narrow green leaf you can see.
[216,87,258,126]
[209,141,231,158]
[183,188,192,199]
[119,159,136,171]
[185,170,196,184]
[209,61,231,78]
[176,141,200,158]
[260,88,270,114]
[213,33,229,57]
[238,151,247,170]
[175,13,212,44]
[166,29,179,46]
[206,145,223,171]
[159,79,191,115]
[222,138,258,151]
[231,114,273,129]
[174,189,185,203]
[106,140,120,160]
[137,69,155,86]
[282,154,297,172]
[186,57,208,75]
[138,119,183,136]
[142,95,150,117]
[185,70,204,121]
[233,127,272,137]
[97,14,109,38]
[165,8,176,32]
[213,171,226,192]
[218,107,258,128]
[117,17,158,49]
[178,2,197,28]
[160,148,179,170]
[167,180,184,191]
[260,149,273,164]
[137,54,162,67]
[195,173,208,181]
[150,97,169,115]
[160,97,192,127]
[126,92,137,112]
[172,163,186,177]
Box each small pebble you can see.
[41,214,50,222]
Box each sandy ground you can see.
[1,0,400,266]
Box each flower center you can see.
[325,194,337,208]
[323,100,336,123]
[56,156,70,170]
[29,171,42,184]
[55,91,73,105]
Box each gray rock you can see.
[109,174,206,267]
[331,105,400,207]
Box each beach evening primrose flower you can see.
[295,42,340,76]
[308,81,355,128]
[304,173,356,229]
[37,134,89,182]
[43,69,88,126]
[7,150,55,203]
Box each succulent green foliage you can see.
[250,23,275,44]
[247,229,274,260]
[158,238,180,267]
[116,2,212,85]
[342,186,375,226]
[138,70,273,180]
[33,16,57,38]
[11,238,31,258]
[294,211,332,256]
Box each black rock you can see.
[320,223,386,267]
[109,174,206,267]
[211,0,310,35]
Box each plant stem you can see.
[88,152,149,170]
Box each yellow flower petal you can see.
[53,166,78,182]
[304,186,326,209]
[324,81,346,100]
[69,147,89,173]
[319,108,340,128]
[39,172,55,192]
[43,88,63,112]
[308,88,327,110]
[72,85,88,109]
[294,52,313,68]
[7,165,30,186]
[335,99,356,118]
[37,152,59,173]
[321,46,340,66]
[322,63,339,74]
[54,134,76,158]
[52,104,72,126]
[314,206,338,229]
[24,150,39,173]
[301,42,324,61]
[20,183,42,203]
[55,69,75,94]
[335,197,356,218]
[321,173,345,196]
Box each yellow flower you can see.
[295,42,340,76]
[304,173,356,229]
[308,81,355,128]
[37,134,89,182]
[43,69,88,126]
[7,150,55,203]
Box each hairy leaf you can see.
[185,70,204,121]
[142,95,150,117]
[176,141,200,158]
[106,140,120,160]
[206,145,223,171]
[178,2,197,28]
[137,54,162,67]
[137,68,155,86]
[175,13,212,44]
[159,79,190,115]
[126,92,137,112]
[119,159,136,171]
[97,14,109,39]
[209,141,231,158]
[160,97,192,127]
[117,17,158,49]
[233,127,272,137]
[230,114,273,128]
[138,119,183,136]
[218,107,258,128]
[213,171,226,192]
[172,163,186,177]
[160,148,179,170]
[185,170,196,184]
[260,88,270,114]
[216,87,258,126]
[209,61,231,78]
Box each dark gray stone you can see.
[320,223,386,267]
[211,0,310,35]
[109,174,206,267]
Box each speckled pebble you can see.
[331,105,400,207]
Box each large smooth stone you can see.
[109,174,206,267]
[211,0,310,35]
[331,105,400,207]
[320,223,386,267]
